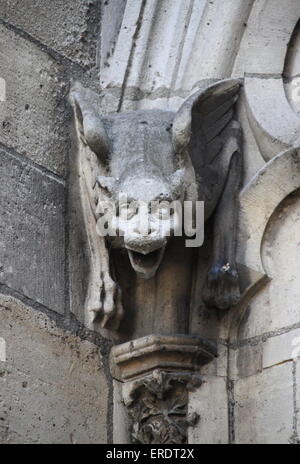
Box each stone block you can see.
[113,380,130,444]
[285,76,300,116]
[0,295,108,444]
[233,0,300,75]
[235,363,294,444]
[188,376,228,444]
[99,0,253,111]
[101,0,127,71]
[0,148,65,314]
[244,77,300,161]
[200,343,227,377]
[229,344,263,381]
[0,24,69,176]
[296,362,300,442]
[0,0,100,67]
[236,344,263,379]
[263,329,300,369]
[238,189,300,340]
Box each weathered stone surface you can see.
[233,0,300,75]
[0,148,65,314]
[285,19,300,79]
[122,370,201,444]
[236,344,262,379]
[111,335,216,382]
[111,335,215,444]
[101,0,127,73]
[188,376,228,444]
[263,329,300,369]
[284,20,300,116]
[244,78,300,161]
[0,24,69,176]
[297,362,300,441]
[113,380,130,444]
[0,77,5,102]
[235,364,294,444]
[238,190,300,340]
[99,0,253,111]
[285,76,300,116]
[200,343,227,377]
[0,295,108,444]
[0,0,100,68]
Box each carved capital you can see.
[124,370,201,445]
[111,335,217,444]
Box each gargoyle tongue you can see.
[127,246,166,280]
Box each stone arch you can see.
[224,148,300,343]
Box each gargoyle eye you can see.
[153,201,174,220]
[118,203,138,220]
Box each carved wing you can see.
[172,79,242,176]
[70,83,123,333]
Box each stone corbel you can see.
[110,335,217,444]
[70,79,244,444]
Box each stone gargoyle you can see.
[70,79,243,331]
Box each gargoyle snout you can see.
[124,233,167,255]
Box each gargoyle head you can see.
[71,82,196,279]
[96,158,186,279]
[72,82,234,279]
[86,107,190,279]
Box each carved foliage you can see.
[126,370,201,444]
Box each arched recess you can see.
[284,18,300,115]
[229,6,300,341]
[238,188,300,340]
[188,147,300,444]
[239,2,300,161]
[220,148,300,343]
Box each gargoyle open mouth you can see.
[127,246,166,279]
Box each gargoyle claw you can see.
[202,263,240,310]
[86,277,123,329]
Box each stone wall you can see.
[188,1,300,444]
[96,0,300,445]
[0,0,112,444]
[232,190,300,444]
[1,0,300,444]
[0,295,108,444]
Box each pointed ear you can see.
[172,106,193,156]
[172,79,241,162]
[96,176,116,195]
[70,82,110,164]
